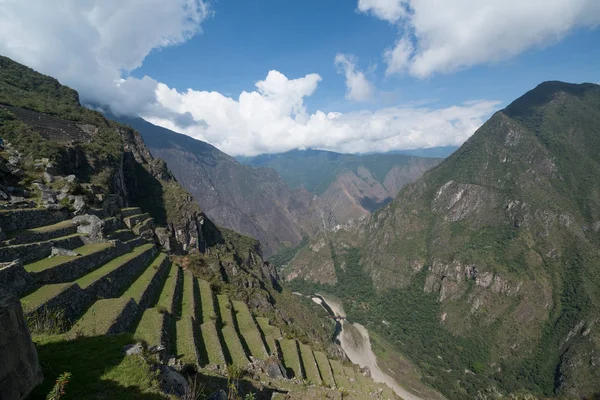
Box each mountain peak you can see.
[504,80,600,119]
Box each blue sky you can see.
[1,0,599,155]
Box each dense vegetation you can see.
[287,81,600,399]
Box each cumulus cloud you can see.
[334,54,374,102]
[0,0,211,114]
[357,0,406,23]
[143,70,500,156]
[359,0,600,77]
[0,0,501,156]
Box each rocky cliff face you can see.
[286,82,600,399]
[0,295,43,400]
[117,117,440,257]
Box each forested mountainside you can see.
[0,55,400,400]
[287,81,600,399]
[117,116,440,257]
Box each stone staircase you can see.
[0,206,398,399]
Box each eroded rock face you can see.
[0,295,43,400]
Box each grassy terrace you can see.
[156,263,180,314]
[232,300,267,359]
[255,317,279,355]
[123,253,167,305]
[176,317,198,365]
[71,298,134,336]
[217,294,249,366]
[200,321,225,365]
[181,271,196,318]
[134,308,165,347]
[5,233,82,251]
[329,359,346,389]
[75,244,153,289]
[5,219,74,238]
[20,282,73,312]
[343,366,359,391]
[299,343,322,385]
[198,279,215,322]
[25,242,113,273]
[314,351,335,388]
[279,339,303,380]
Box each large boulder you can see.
[0,261,33,297]
[72,214,105,242]
[0,295,43,400]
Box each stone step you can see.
[0,233,85,263]
[74,243,157,300]
[134,308,168,349]
[299,343,322,385]
[123,213,150,229]
[232,300,268,360]
[70,297,140,336]
[26,241,130,284]
[278,339,304,380]
[156,263,182,315]
[200,321,226,367]
[198,279,215,323]
[2,219,77,246]
[108,229,137,243]
[122,253,170,309]
[314,351,336,388]
[0,208,69,232]
[121,207,142,218]
[329,359,347,390]
[176,317,201,366]
[124,236,149,248]
[132,218,155,236]
[217,295,249,367]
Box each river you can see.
[311,293,426,400]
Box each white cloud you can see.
[334,54,374,102]
[144,71,500,156]
[357,0,406,23]
[0,0,501,156]
[0,0,211,114]
[359,0,600,78]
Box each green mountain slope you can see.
[287,81,600,399]
[239,148,442,196]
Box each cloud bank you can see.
[0,0,500,156]
[358,0,600,77]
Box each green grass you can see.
[278,339,303,380]
[156,263,179,314]
[343,366,360,391]
[232,300,267,359]
[329,359,346,389]
[217,294,234,325]
[255,317,279,355]
[20,283,73,313]
[134,308,165,347]
[25,242,113,273]
[313,351,335,388]
[123,253,167,305]
[30,333,164,400]
[221,325,249,367]
[299,344,321,385]
[181,271,196,318]
[75,244,153,288]
[198,279,215,322]
[71,298,133,336]
[200,321,226,365]
[175,317,198,365]
[6,219,74,239]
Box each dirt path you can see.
[316,294,427,400]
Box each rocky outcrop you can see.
[0,261,33,298]
[0,295,43,400]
